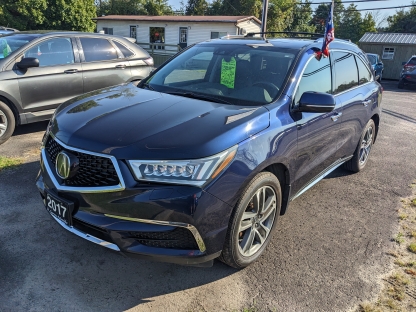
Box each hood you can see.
[51,84,270,159]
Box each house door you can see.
[179,27,188,49]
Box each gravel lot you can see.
[0,82,415,312]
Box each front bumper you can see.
[36,140,233,265]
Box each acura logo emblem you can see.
[56,151,78,179]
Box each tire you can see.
[398,80,404,89]
[377,72,382,83]
[343,119,375,173]
[0,101,15,145]
[219,172,281,269]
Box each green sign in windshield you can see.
[220,57,236,89]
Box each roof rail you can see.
[219,35,264,40]
[246,31,324,39]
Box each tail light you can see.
[404,64,415,70]
[144,57,154,67]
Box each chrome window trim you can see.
[42,134,126,193]
[104,213,207,253]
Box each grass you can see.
[408,242,416,254]
[399,214,408,220]
[411,198,416,207]
[393,232,405,245]
[0,156,22,172]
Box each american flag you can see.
[317,0,334,60]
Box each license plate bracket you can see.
[44,190,73,226]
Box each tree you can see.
[387,2,416,33]
[206,0,223,15]
[287,0,316,33]
[97,0,147,17]
[360,12,376,37]
[370,10,387,31]
[44,0,96,32]
[311,0,344,34]
[338,4,362,43]
[266,0,294,33]
[0,0,47,30]
[185,0,208,16]
[143,0,173,15]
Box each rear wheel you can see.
[344,119,375,173]
[398,79,405,89]
[0,101,15,145]
[219,172,281,268]
[377,72,382,83]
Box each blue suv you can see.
[36,34,382,268]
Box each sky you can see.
[168,0,412,23]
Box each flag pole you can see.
[261,0,269,39]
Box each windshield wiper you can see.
[166,91,233,105]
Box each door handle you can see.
[363,99,372,107]
[331,112,342,122]
[64,69,78,74]
[116,64,126,69]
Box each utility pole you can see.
[261,0,269,37]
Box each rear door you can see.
[334,51,374,158]
[292,53,343,194]
[78,37,132,93]
[17,36,83,112]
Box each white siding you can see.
[236,20,261,35]
[96,20,238,48]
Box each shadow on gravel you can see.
[0,161,237,311]
[382,109,416,124]
[12,120,49,137]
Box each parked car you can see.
[36,34,382,268]
[0,26,19,36]
[366,53,383,82]
[0,31,153,145]
[398,55,416,89]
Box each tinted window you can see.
[0,34,40,59]
[356,56,372,84]
[113,41,133,58]
[408,57,416,66]
[80,38,118,62]
[333,52,358,94]
[294,55,332,105]
[147,44,298,106]
[24,37,74,67]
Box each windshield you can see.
[0,34,40,59]
[144,42,298,106]
[367,54,377,65]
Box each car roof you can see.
[2,31,128,40]
[202,36,362,54]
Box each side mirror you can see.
[297,91,336,113]
[17,57,39,69]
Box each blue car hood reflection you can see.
[52,84,270,159]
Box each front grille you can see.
[45,136,120,187]
[128,227,199,250]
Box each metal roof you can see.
[93,15,261,25]
[359,32,416,45]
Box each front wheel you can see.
[344,119,375,173]
[219,172,281,268]
[0,101,15,145]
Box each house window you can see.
[211,32,228,39]
[130,26,137,39]
[382,47,395,60]
[103,27,113,35]
[150,27,165,50]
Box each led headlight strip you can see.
[128,145,238,187]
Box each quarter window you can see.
[382,47,395,60]
[333,52,359,94]
[356,56,373,84]
[113,41,133,58]
[294,54,332,105]
[80,38,118,62]
[24,37,74,67]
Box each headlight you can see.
[128,145,238,187]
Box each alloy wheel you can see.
[359,126,373,165]
[0,109,8,138]
[237,186,277,257]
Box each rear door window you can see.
[113,41,134,58]
[356,56,373,85]
[80,38,118,62]
[333,51,359,94]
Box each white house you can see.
[93,15,261,50]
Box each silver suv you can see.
[0,32,153,145]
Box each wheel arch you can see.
[263,163,291,215]
[371,113,380,143]
[0,94,20,125]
